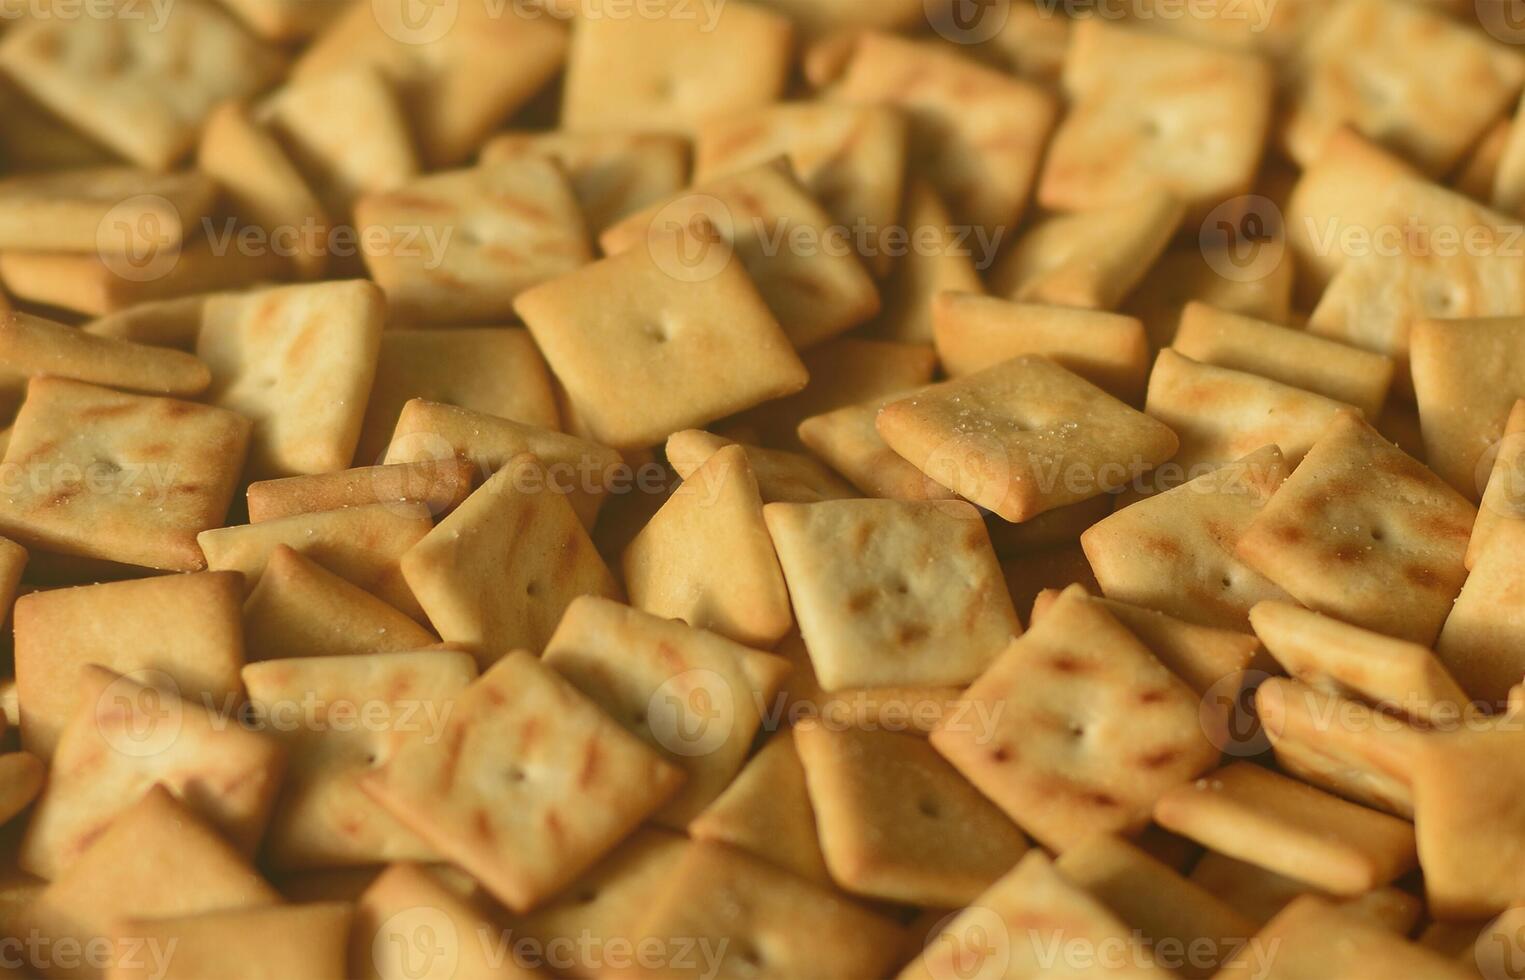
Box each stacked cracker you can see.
[0,1,1519,977]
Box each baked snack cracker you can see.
[0,167,216,253]
[110,903,352,980]
[796,389,956,502]
[1469,397,1525,569]
[1410,314,1525,499]
[1124,246,1295,351]
[1435,517,1525,708]
[1189,850,1421,933]
[862,179,986,344]
[245,459,478,525]
[0,311,210,397]
[664,430,856,504]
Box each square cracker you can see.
[244,459,478,525]
[0,377,250,571]
[929,587,1219,853]
[198,501,435,620]
[20,666,285,880]
[242,545,437,662]
[243,650,478,870]
[0,310,210,398]
[383,398,623,531]
[1143,349,1359,495]
[1282,0,1525,175]
[293,1,567,168]
[794,722,1029,908]
[601,160,881,351]
[796,389,956,503]
[0,167,216,253]
[903,851,1166,980]
[1470,397,1525,568]
[19,787,279,980]
[198,281,385,480]
[1172,302,1396,420]
[560,1,792,136]
[111,903,353,980]
[13,571,245,759]
[481,130,689,236]
[1435,518,1525,710]
[623,445,793,649]
[1189,851,1420,934]
[543,596,791,827]
[0,0,284,169]
[876,356,1180,522]
[513,229,807,451]
[627,841,905,980]
[1410,315,1525,499]
[764,498,1020,691]
[1250,600,1468,725]
[1038,18,1272,222]
[360,650,684,913]
[1081,446,1295,631]
[357,160,593,326]
[1236,414,1476,646]
[1153,762,1417,897]
[664,429,856,504]
[860,178,987,345]
[353,328,560,466]
[989,189,1184,313]
[694,102,907,277]
[401,453,619,667]
[931,293,1151,404]
[834,32,1055,232]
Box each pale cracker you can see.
[83,293,222,352]
[1469,397,1525,569]
[860,179,986,344]
[0,310,210,397]
[109,903,353,980]
[796,389,956,503]
[0,167,216,253]
[1189,850,1421,932]
[245,459,478,525]
[1410,314,1525,499]
[664,430,856,504]
[1123,246,1295,351]
[1436,517,1525,709]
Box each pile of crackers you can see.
[0,0,1521,977]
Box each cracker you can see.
[0,378,250,571]
[355,863,538,980]
[686,730,832,886]
[932,293,1151,403]
[382,398,623,531]
[772,629,968,738]
[18,787,279,980]
[257,66,418,220]
[1435,517,1525,709]
[0,753,43,828]
[1172,302,1396,420]
[110,903,351,980]
[1256,678,1416,818]
[795,721,1028,908]
[560,1,792,136]
[481,130,689,236]
[20,665,285,880]
[1153,763,1417,896]
[903,851,1164,980]
[796,390,956,502]
[1054,834,1255,980]
[694,102,907,276]
[622,445,792,648]
[243,545,437,662]
[83,293,221,352]
[1470,397,1525,569]
[1188,850,1421,932]
[1411,315,1525,498]
[13,571,245,759]
[197,100,329,281]
[1457,116,1512,203]
[358,160,592,326]
[989,190,1184,312]
[1250,600,1469,724]
[353,328,560,466]
[1123,246,1296,350]
[1038,19,1272,222]
[243,650,477,870]
[877,356,1180,522]
[0,75,116,174]
[293,2,568,168]
[0,0,284,169]
[1236,413,1476,646]
[861,179,986,344]
[627,840,905,980]
[0,167,216,253]
[930,586,1218,852]
[544,596,790,826]
[765,498,1019,691]
[1142,349,1358,494]
[360,650,684,913]
[1215,895,1473,980]
[216,0,344,41]
[664,430,856,504]
[245,460,478,525]
[0,311,209,397]
[513,229,807,451]
[1282,0,1525,174]
[1081,446,1295,631]
[198,281,384,480]
[198,501,434,620]
[602,160,881,351]
[401,453,619,667]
